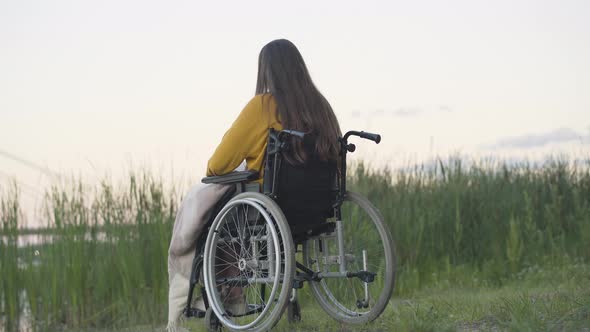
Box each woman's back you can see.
[208,39,341,183]
[255,39,341,167]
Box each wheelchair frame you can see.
[184,129,392,330]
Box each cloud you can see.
[485,127,588,150]
[350,105,453,118]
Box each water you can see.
[0,291,34,332]
[0,231,113,248]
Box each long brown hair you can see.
[256,39,341,164]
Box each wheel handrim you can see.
[203,198,282,330]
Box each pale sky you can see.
[1,0,589,225]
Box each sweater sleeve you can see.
[206,95,266,176]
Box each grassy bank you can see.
[203,258,589,331]
[1,157,589,331]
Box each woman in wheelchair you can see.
[169,39,395,331]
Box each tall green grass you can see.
[1,157,589,331]
[1,174,177,331]
[1,182,22,332]
[349,157,590,294]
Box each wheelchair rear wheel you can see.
[203,192,295,331]
[303,191,396,324]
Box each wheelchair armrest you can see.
[201,171,260,185]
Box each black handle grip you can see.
[359,131,381,144]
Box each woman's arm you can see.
[206,95,266,176]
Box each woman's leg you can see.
[167,183,231,328]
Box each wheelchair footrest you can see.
[184,307,206,318]
[347,270,377,283]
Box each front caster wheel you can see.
[205,307,222,331]
[287,300,301,323]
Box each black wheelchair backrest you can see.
[263,129,338,235]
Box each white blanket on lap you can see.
[166,182,230,331]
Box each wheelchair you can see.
[184,129,396,331]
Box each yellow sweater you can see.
[207,94,283,180]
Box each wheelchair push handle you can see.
[359,131,381,144]
[343,131,381,144]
